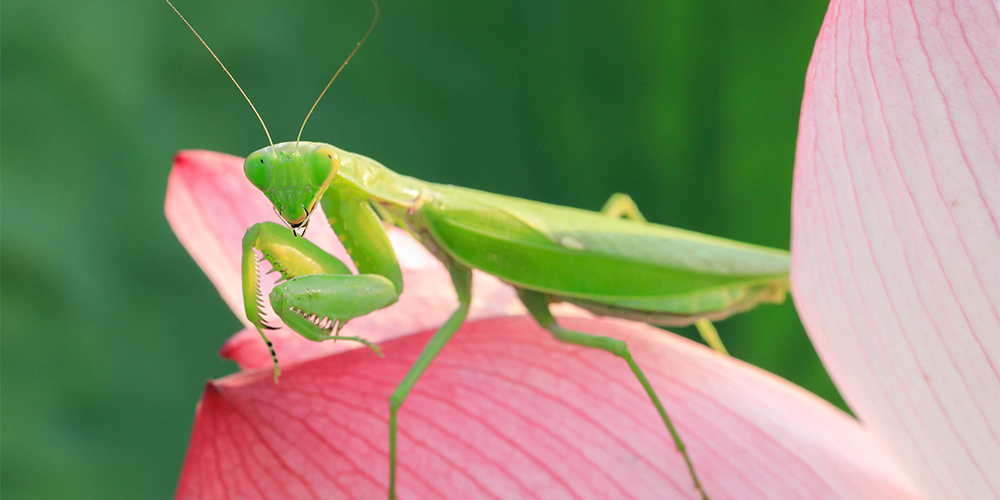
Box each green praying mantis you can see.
[167,1,790,499]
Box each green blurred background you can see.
[2,0,835,497]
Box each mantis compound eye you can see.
[244,151,271,192]
[307,145,339,188]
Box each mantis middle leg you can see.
[388,261,472,499]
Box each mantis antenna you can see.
[164,0,274,148]
[296,0,380,145]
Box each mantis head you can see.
[166,0,377,237]
[244,141,340,236]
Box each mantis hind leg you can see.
[694,319,728,355]
[601,193,647,222]
[517,288,710,500]
[388,262,472,499]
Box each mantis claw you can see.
[274,304,381,356]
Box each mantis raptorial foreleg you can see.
[242,179,405,380]
[270,274,395,342]
[243,221,356,376]
[516,288,708,500]
[388,262,473,500]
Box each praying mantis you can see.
[167,1,790,499]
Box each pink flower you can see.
[791,1,998,499]
[166,149,918,499]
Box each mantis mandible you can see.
[167,1,790,499]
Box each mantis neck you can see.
[330,145,430,212]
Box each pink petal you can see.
[165,150,523,367]
[177,316,919,500]
[791,1,998,498]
